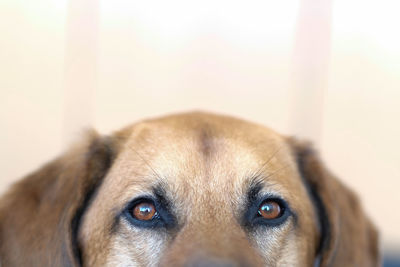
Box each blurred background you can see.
[1,0,399,264]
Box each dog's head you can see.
[0,112,379,266]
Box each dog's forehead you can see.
[121,112,289,164]
[106,113,303,210]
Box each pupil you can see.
[258,201,282,219]
[133,202,156,220]
[262,203,273,213]
[140,205,151,214]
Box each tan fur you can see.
[0,112,380,266]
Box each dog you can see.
[0,112,379,266]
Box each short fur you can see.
[0,112,380,266]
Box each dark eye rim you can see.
[123,196,174,229]
[244,196,292,227]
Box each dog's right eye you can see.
[123,197,175,229]
[132,202,157,221]
[124,199,162,227]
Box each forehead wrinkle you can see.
[197,126,215,159]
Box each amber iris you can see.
[258,201,282,219]
[132,202,156,221]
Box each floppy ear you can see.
[0,130,120,266]
[288,139,380,267]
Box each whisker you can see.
[128,145,164,181]
[252,144,284,178]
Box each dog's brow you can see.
[246,163,291,201]
[246,177,264,203]
[152,184,171,209]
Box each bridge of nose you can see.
[183,255,247,267]
[159,215,264,267]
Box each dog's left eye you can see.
[245,197,291,227]
[258,200,282,219]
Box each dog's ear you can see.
[0,130,122,266]
[288,138,380,267]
